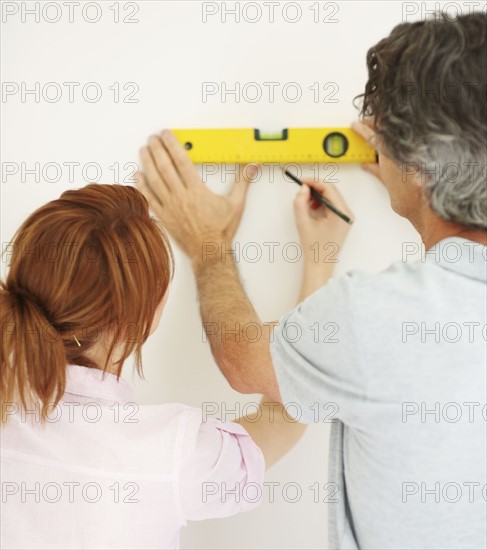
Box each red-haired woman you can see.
[0,183,305,549]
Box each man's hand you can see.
[294,179,355,261]
[351,118,385,184]
[136,130,258,261]
[293,179,354,301]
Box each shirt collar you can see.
[65,364,136,404]
[425,237,487,282]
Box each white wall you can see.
[3,1,474,548]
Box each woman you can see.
[0,183,304,549]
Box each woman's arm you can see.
[234,396,306,469]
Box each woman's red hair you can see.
[1,184,174,424]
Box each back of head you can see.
[355,12,487,229]
[1,184,174,424]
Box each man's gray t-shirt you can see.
[270,237,487,550]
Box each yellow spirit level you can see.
[171,127,376,164]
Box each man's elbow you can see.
[225,362,282,402]
[220,358,260,394]
[217,347,279,397]
[227,370,256,394]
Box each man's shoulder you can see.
[325,257,428,299]
[345,237,486,298]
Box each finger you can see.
[160,129,200,187]
[147,135,183,193]
[229,163,259,204]
[301,178,328,194]
[310,197,322,211]
[351,120,377,147]
[302,179,354,219]
[133,171,164,212]
[301,179,330,210]
[293,183,311,217]
[302,179,344,207]
[362,116,375,129]
[139,145,172,203]
[361,163,383,182]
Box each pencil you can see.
[282,168,353,225]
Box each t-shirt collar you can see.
[65,364,136,404]
[425,236,487,282]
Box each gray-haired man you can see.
[137,12,486,550]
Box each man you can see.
[136,12,486,550]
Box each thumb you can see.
[293,183,311,217]
[361,163,383,183]
[229,163,259,204]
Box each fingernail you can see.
[247,164,258,177]
[161,129,169,139]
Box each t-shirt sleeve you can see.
[177,409,265,523]
[270,271,367,425]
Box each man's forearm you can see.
[192,245,275,395]
[298,241,342,302]
[191,243,336,469]
[298,262,335,303]
[192,243,338,393]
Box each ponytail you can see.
[1,183,174,426]
[0,285,66,425]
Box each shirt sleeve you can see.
[270,271,368,426]
[177,409,265,523]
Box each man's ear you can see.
[412,169,428,191]
[400,160,425,189]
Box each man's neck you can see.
[412,205,487,249]
[421,225,487,249]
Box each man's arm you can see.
[192,249,310,468]
[191,239,338,468]
[136,130,353,468]
[189,179,354,397]
[192,250,280,399]
[136,131,354,395]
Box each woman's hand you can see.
[136,130,258,263]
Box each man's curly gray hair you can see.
[354,12,486,229]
